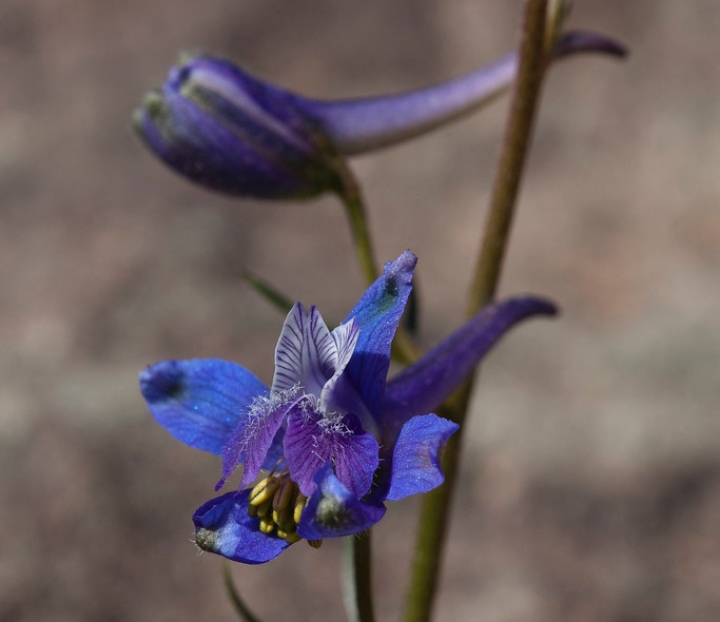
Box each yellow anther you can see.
[246,474,310,545]
[293,493,308,525]
[259,517,275,534]
[272,478,297,512]
[255,498,273,519]
[272,507,295,531]
[249,477,281,507]
[276,526,296,539]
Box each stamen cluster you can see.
[248,473,322,548]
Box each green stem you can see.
[336,163,419,365]
[335,161,380,287]
[342,532,376,622]
[467,0,550,314]
[401,419,460,622]
[222,561,263,622]
[239,268,294,315]
[403,2,553,621]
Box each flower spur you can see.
[140,251,557,563]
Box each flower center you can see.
[248,473,322,548]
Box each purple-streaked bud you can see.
[133,55,343,199]
[134,31,625,199]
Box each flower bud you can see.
[135,32,626,200]
[133,55,343,199]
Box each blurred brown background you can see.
[1,1,718,620]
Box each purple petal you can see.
[326,412,379,498]
[383,296,558,425]
[272,304,336,396]
[228,397,300,491]
[193,491,290,564]
[385,414,459,502]
[343,251,417,418]
[297,466,386,540]
[140,359,268,455]
[284,409,378,498]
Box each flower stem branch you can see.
[401,419,460,622]
[223,561,263,622]
[337,164,419,365]
[336,163,380,288]
[342,532,376,622]
[403,2,553,621]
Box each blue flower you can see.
[140,251,557,563]
[133,33,625,200]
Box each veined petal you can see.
[193,491,290,564]
[297,466,386,540]
[343,251,417,417]
[140,359,268,455]
[385,414,459,502]
[272,303,336,396]
[319,319,363,417]
[272,303,305,392]
[383,296,558,425]
[330,319,360,377]
[284,409,378,498]
[305,305,338,390]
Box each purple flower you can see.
[140,252,557,563]
[133,33,626,200]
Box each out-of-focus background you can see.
[1,1,718,620]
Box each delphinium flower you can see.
[140,251,557,564]
[133,32,625,200]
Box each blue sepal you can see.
[384,296,558,424]
[385,414,459,502]
[140,359,268,455]
[297,466,386,540]
[343,250,416,417]
[193,490,291,564]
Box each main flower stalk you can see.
[405,2,556,620]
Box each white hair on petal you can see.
[241,384,301,445]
